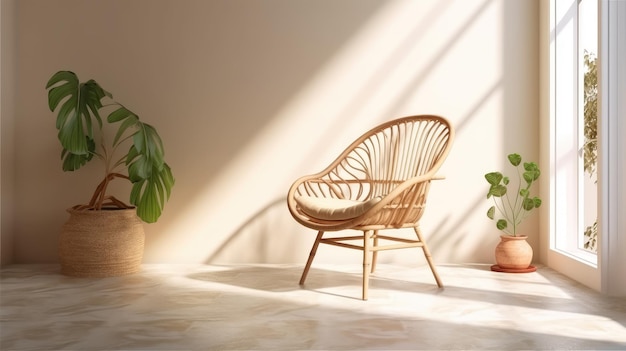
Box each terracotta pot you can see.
[59,208,145,277]
[494,235,533,269]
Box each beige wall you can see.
[5,0,539,265]
[1,0,17,266]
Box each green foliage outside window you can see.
[583,50,598,252]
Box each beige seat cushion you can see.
[295,195,382,221]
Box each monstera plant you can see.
[46,71,174,223]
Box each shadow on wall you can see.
[207,173,490,267]
[291,0,493,170]
[140,0,393,263]
[14,0,390,263]
[206,197,299,264]
[132,0,539,265]
[6,0,540,264]
[202,0,500,266]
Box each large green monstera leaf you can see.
[46,71,109,171]
[46,71,174,223]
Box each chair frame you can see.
[287,115,454,300]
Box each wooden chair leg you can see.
[414,227,443,288]
[371,230,379,274]
[299,231,324,285]
[362,230,373,300]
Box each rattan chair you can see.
[287,115,454,300]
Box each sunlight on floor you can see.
[4,263,624,350]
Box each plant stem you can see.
[88,173,131,209]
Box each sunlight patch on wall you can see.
[150,0,508,264]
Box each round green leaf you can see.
[508,153,521,166]
[487,206,495,219]
[488,184,507,198]
[523,197,535,211]
[496,219,508,230]
[485,172,503,186]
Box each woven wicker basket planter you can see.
[59,208,145,277]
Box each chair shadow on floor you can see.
[186,262,626,325]
[186,264,445,299]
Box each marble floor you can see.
[1,263,625,351]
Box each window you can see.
[551,0,597,266]
[546,0,626,295]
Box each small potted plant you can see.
[485,153,541,272]
[46,70,175,277]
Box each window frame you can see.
[544,0,626,296]
[599,0,626,296]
